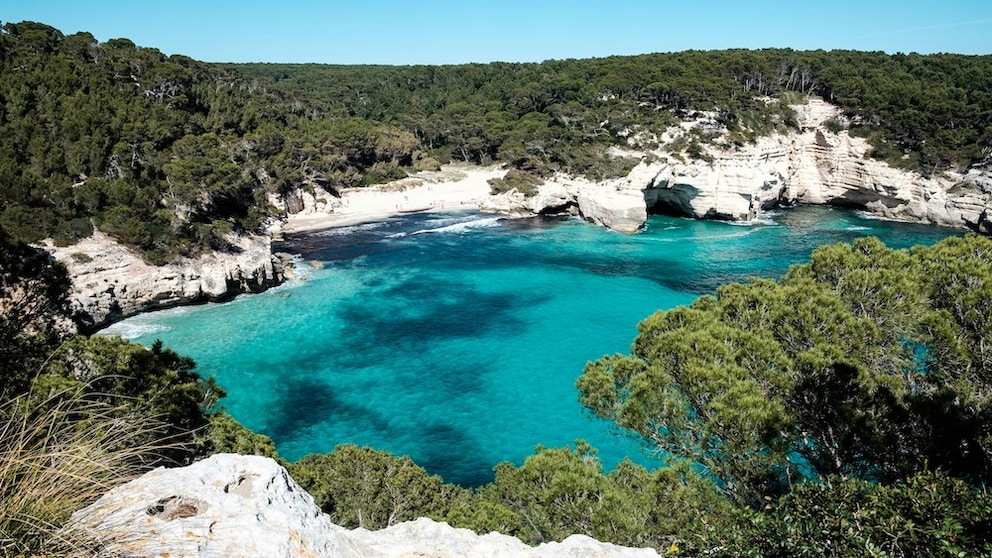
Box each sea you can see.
[103,206,960,486]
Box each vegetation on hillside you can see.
[2,21,990,264]
[229,49,992,176]
[0,21,425,263]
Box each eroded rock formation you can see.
[494,98,992,233]
[43,232,288,331]
[69,454,661,558]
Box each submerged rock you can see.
[70,454,661,558]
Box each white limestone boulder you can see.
[576,186,648,233]
[69,454,662,558]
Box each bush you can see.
[360,162,408,186]
[824,116,847,133]
[201,411,281,464]
[724,472,992,557]
[289,445,467,530]
[487,169,542,197]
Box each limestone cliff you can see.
[69,454,661,558]
[487,98,992,233]
[640,99,992,230]
[42,232,287,331]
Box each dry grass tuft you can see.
[0,390,179,556]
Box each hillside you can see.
[2,21,991,266]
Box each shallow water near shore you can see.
[105,206,959,486]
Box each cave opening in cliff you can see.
[646,198,692,218]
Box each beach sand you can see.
[279,164,505,235]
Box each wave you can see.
[313,220,392,238]
[726,210,781,227]
[641,228,759,243]
[392,216,503,238]
[284,254,318,283]
[853,210,881,221]
[100,320,170,340]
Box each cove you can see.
[104,206,959,486]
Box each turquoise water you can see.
[104,206,959,486]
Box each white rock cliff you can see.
[69,454,661,558]
[490,98,992,233]
[43,231,286,331]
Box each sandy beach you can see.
[279,164,506,235]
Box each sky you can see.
[2,0,991,65]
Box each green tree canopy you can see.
[578,235,992,505]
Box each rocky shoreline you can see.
[42,231,294,332]
[482,98,992,234]
[42,99,991,332]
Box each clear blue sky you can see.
[2,0,991,64]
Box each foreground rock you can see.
[43,232,287,331]
[70,454,660,558]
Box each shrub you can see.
[361,162,408,186]
[289,445,467,530]
[824,116,847,133]
[487,169,542,197]
[723,472,992,557]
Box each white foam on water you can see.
[854,210,882,221]
[282,255,318,284]
[727,210,781,227]
[313,220,392,237]
[100,319,170,340]
[408,216,502,236]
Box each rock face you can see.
[480,176,649,233]
[70,454,661,558]
[486,98,992,233]
[43,232,286,331]
[637,99,992,230]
